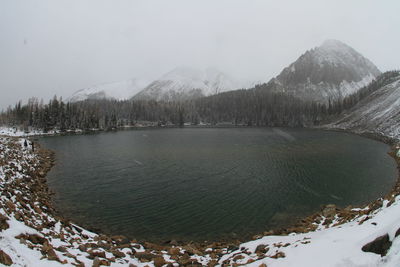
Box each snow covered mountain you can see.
[269,39,381,103]
[133,67,253,101]
[330,71,400,140]
[67,79,150,102]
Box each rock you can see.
[14,212,22,221]
[47,248,60,261]
[233,254,244,261]
[5,201,15,212]
[98,241,111,250]
[0,250,13,266]
[56,246,68,252]
[252,234,263,240]
[227,245,239,251]
[88,250,106,259]
[255,244,268,254]
[259,264,267,267]
[153,256,166,267]
[0,214,9,231]
[144,242,164,251]
[183,244,203,256]
[78,244,87,252]
[207,260,218,267]
[27,234,47,244]
[168,247,181,255]
[132,244,141,249]
[362,234,392,256]
[92,257,100,267]
[134,252,157,261]
[168,239,178,246]
[111,250,125,258]
[322,218,332,226]
[322,204,337,218]
[92,257,105,267]
[395,227,400,237]
[271,252,285,259]
[111,235,130,245]
[177,253,192,265]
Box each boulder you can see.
[271,252,285,259]
[362,234,392,256]
[92,256,111,267]
[134,252,157,261]
[27,234,46,245]
[144,242,164,251]
[0,250,13,266]
[177,253,192,265]
[255,244,268,254]
[111,250,125,258]
[153,256,166,267]
[5,201,16,212]
[88,250,106,259]
[0,214,9,231]
[168,247,181,255]
[183,244,203,256]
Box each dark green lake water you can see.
[40,128,397,242]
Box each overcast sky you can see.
[1,0,399,110]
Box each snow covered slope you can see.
[269,39,381,103]
[330,72,400,140]
[133,67,253,101]
[67,79,150,102]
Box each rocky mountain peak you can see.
[271,39,381,103]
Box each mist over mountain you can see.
[67,79,150,102]
[68,67,257,102]
[133,67,255,101]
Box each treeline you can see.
[0,97,187,132]
[1,71,399,132]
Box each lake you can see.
[40,128,397,242]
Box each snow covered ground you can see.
[0,127,52,137]
[220,196,400,267]
[1,130,400,266]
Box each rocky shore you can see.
[1,132,400,266]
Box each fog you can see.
[1,0,399,109]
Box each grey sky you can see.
[1,0,399,110]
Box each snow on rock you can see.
[133,67,255,101]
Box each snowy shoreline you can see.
[1,129,400,266]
